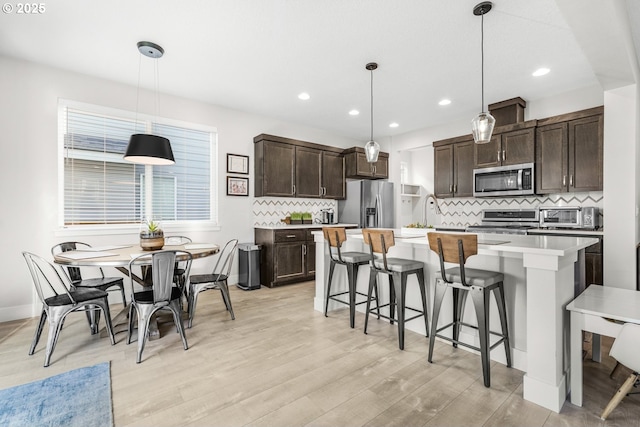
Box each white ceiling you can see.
[0,0,637,140]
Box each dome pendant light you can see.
[471,2,495,145]
[124,41,175,165]
[364,62,380,163]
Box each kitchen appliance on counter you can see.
[473,162,535,197]
[338,180,394,228]
[320,208,335,224]
[466,208,539,235]
[539,206,600,230]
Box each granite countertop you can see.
[255,223,359,230]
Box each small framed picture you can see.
[227,153,249,174]
[227,176,249,196]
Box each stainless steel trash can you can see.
[238,243,261,290]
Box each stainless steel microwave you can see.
[473,162,535,197]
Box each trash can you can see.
[237,243,261,290]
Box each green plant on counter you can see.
[290,212,302,221]
[405,222,428,228]
[302,212,312,220]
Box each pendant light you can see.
[471,2,495,145]
[124,41,175,165]
[364,62,380,163]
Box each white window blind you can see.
[60,101,216,227]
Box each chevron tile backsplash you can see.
[438,191,603,228]
[253,198,337,227]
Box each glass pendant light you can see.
[364,62,380,163]
[124,41,175,165]
[471,2,495,144]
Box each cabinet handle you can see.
[292,184,296,195]
[449,184,453,193]
[302,245,307,255]
[570,175,573,186]
[323,187,326,195]
[286,234,297,238]
[497,151,501,162]
[502,150,506,162]
[562,175,566,186]
[453,184,457,193]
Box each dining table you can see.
[53,242,220,339]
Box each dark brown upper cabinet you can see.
[433,137,474,198]
[342,147,389,179]
[474,121,536,169]
[254,134,345,199]
[536,107,603,194]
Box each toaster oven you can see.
[539,206,599,229]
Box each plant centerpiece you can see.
[290,212,302,224]
[140,219,164,251]
[302,212,312,224]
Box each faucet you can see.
[422,194,442,225]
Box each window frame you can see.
[57,99,219,236]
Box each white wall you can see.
[0,55,359,321]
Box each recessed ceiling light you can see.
[532,68,550,77]
[298,92,310,100]
[389,122,399,128]
[438,99,451,106]
[349,109,359,116]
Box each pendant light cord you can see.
[370,68,374,142]
[481,11,485,113]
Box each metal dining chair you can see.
[22,251,116,367]
[164,235,193,298]
[188,239,238,328]
[127,250,191,363]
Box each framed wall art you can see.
[227,176,249,196]
[227,153,249,174]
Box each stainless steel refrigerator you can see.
[338,180,394,228]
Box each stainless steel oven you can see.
[473,162,534,197]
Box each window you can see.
[58,100,217,228]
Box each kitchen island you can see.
[312,229,598,413]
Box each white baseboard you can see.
[0,304,35,322]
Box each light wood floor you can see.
[1,282,639,427]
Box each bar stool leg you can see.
[470,287,491,387]
[324,260,337,317]
[452,288,462,348]
[417,269,429,338]
[392,272,406,350]
[347,263,357,328]
[389,276,396,326]
[428,279,447,363]
[494,283,511,367]
[364,268,377,334]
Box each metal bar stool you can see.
[362,228,429,350]
[323,227,375,328]
[427,232,511,387]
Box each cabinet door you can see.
[372,156,389,179]
[274,242,306,282]
[569,114,603,192]
[322,151,345,199]
[434,145,453,198]
[453,140,474,197]
[263,141,295,196]
[474,134,501,169]
[295,146,322,198]
[354,152,375,177]
[536,123,568,194]
[502,128,535,166]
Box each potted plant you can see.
[140,219,164,251]
[302,212,312,224]
[290,212,302,224]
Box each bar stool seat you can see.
[362,228,429,350]
[323,227,376,328]
[427,232,511,388]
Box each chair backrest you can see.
[165,236,192,245]
[23,251,75,307]
[362,229,395,273]
[323,227,347,263]
[51,241,105,282]
[211,239,238,280]
[610,322,640,372]
[427,232,478,286]
[129,250,192,304]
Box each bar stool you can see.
[323,227,374,328]
[427,232,511,387]
[362,228,429,350]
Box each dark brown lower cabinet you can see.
[255,228,319,288]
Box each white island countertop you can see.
[255,223,358,230]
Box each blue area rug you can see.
[0,362,113,427]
